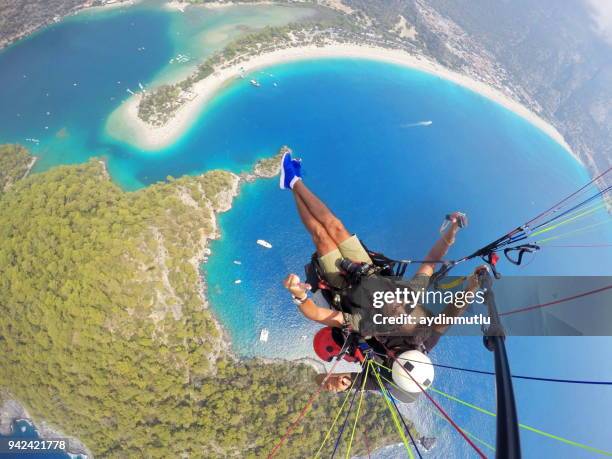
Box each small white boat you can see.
[273,82,278,87]
[250,79,261,87]
[234,280,242,284]
[233,260,242,265]
[138,82,144,90]
[256,239,272,249]
[402,120,433,128]
[126,88,135,95]
[260,328,269,342]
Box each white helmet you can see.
[388,350,434,403]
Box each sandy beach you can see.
[82,0,139,14]
[105,43,576,158]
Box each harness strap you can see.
[503,244,540,265]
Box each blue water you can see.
[0,5,175,176]
[0,420,82,458]
[196,61,612,456]
[0,4,611,458]
[201,59,612,355]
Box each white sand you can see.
[105,43,575,159]
[195,1,276,8]
[165,1,187,11]
[84,0,138,13]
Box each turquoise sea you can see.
[0,2,610,457]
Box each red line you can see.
[500,284,612,317]
[384,348,487,459]
[267,357,342,458]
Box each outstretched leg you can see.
[280,151,371,289]
[293,180,351,245]
[294,193,337,256]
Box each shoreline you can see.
[80,0,139,14]
[0,0,137,51]
[22,156,37,179]
[0,393,92,458]
[105,43,577,162]
[186,151,285,368]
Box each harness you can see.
[304,245,408,311]
[304,245,430,356]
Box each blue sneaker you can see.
[279,151,302,189]
[292,158,302,178]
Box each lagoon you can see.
[0,3,611,456]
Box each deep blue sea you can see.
[0,3,610,457]
[0,420,82,459]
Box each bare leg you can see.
[294,193,337,256]
[293,181,351,245]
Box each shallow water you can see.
[0,3,610,456]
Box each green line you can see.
[371,359,393,372]
[345,360,370,459]
[534,201,605,235]
[535,200,606,234]
[314,370,361,459]
[537,219,611,244]
[371,360,611,455]
[430,387,612,456]
[370,360,415,459]
[531,204,606,237]
[377,372,496,453]
[430,409,496,452]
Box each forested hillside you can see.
[0,146,398,457]
[0,144,34,192]
[0,0,134,49]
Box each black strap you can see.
[503,244,540,266]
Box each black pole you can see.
[479,270,521,459]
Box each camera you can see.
[339,258,372,283]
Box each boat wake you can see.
[402,120,433,128]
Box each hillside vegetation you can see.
[0,144,34,192]
[0,146,398,457]
[1,1,88,49]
